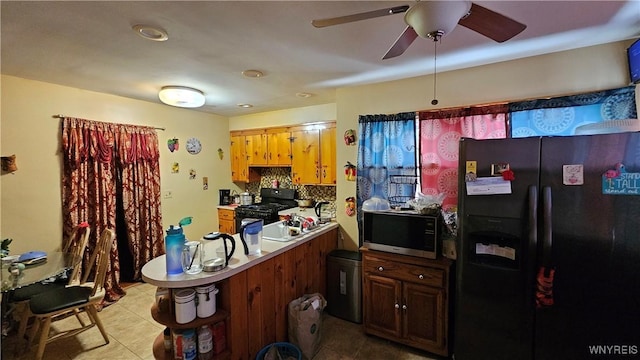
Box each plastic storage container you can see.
[195,283,219,318]
[174,289,197,324]
[326,249,362,323]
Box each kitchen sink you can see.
[262,221,295,242]
[262,221,324,242]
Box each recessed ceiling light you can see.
[158,86,205,108]
[296,92,314,98]
[237,104,254,108]
[132,24,169,42]
[242,70,265,78]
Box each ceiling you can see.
[2,1,639,117]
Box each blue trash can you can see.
[256,342,302,360]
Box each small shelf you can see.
[152,332,231,360]
[151,302,229,329]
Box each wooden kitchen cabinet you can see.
[217,208,235,234]
[230,134,259,183]
[319,126,336,184]
[246,133,268,166]
[362,249,452,357]
[291,124,336,185]
[267,130,292,166]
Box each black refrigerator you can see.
[454,134,640,360]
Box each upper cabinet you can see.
[246,133,268,166]
[291,124,336,185]
[267,131,292,166]
[230,134,259,183]
[230,122,334,185]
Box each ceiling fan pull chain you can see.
[431,33,441,106]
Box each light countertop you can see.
[141,221,338,289]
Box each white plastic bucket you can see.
[174,288,196,324]
[195,283,219,318]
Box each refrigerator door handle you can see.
[528,185,538,252]
[541,186,553,272]
[536,186,556,308]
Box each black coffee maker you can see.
[219,189,231,205]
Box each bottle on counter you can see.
[165,225,186,275]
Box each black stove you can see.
[235,188,297,229]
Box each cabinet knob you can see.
[394,303,400,309]
[378,266,384,272]
[402,304,407,310]
[418,274,424,280]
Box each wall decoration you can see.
[167,138,179,152]
[344,161,356,181]
[203,177,209,190]
[345,197,356,216]
[172,162,180,173]
[1,154,18,172]
[217,148,224,160]
[186,137,202,155]
[189,169,197,180]
[344,129,356,146]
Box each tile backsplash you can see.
[245,167,336,205]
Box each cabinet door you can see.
[268,132,292,165]
[246,133,268,166]
[218,209,236,234]
[319,127,336,184]
[403,282,445,352]
[230,135,247,182]
[291,130,320,184]
[363,274,402,339]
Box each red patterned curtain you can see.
[61,117,163,303]
[419,105,508,210]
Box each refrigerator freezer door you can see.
[455,137,541,360]
[535,133,640,359]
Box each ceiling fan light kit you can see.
[158,86,205,108]
[404,1,471,39]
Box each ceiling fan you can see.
[312,0,526,60]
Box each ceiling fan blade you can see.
[383,26,418,60]
[312,5,409,28]
[458,3,526,43]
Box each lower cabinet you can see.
[362,249,452,357]
[217,208,235,234]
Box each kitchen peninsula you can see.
[142,223,338,359]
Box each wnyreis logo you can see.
[588,345,638,356]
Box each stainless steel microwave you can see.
[362,210,440,259]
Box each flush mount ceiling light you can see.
[296,92,314,98]
[237,103,253,108]
[241,70,265,78]
[158,86,205,108]
[132,24,169,42]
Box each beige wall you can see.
[1,40,637,256]
[228,103,337,130]
[335,41,636,250]
[0,75,232,254]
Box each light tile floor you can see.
[1,282,442,360]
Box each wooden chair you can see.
[26,228,114,360]
[13,224,92,344]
